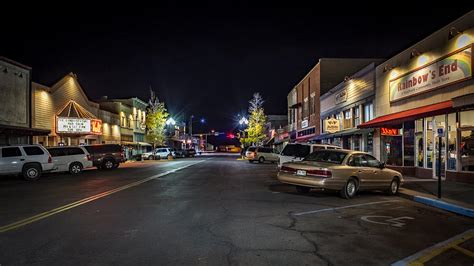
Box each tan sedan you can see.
[277,149,403,199]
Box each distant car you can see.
[174,149,186,158]
[0,145,54,181]
[246,146,279,163]
[142,147,175,160]
[277,149,403,199]
[83,144,125,170]
[184,148,196,157]
[278,143,341,168]
[47,146,93,174]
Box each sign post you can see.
[437,128,443,199]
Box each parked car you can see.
[142,147,175,160]
[83,144,125,170]
[0,145,54,181]
[47,146,93,174]
[277,149,403,199]
[278,143,341,168]
[184,148,196,157]
[246,146,279,163]
[174,149,186,158]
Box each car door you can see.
[348,154,374,190]
[0,147,25,174]
[361,154,386,189]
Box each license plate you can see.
[296,170,306,176]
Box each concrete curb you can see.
[398,189,474,218]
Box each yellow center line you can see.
[0,160,204,233]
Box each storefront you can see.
[359,12,474,182]
[32,73,121,146]
[314,63,377,155]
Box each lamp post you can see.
[238,116,249,158]
[166,118,176,148]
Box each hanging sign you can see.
[325,118,340,133]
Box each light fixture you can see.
[448,26,462,40]
[410,49,421,59]
[166,118,176,126]
[383,64,394,73]
[344,76,351,82]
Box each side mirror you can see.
[379,162,386,169]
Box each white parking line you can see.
[293,200,402,216]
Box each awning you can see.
[358,100,453,128]
[0,125,50,136]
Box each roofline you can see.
[0,56,32,70]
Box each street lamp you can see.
[239,117,249,125]
[166,118,176,126]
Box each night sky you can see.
[2,7,472,132]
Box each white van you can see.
[278,143,341,168]
[47,146,93,174]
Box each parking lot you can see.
[0,156,472,265]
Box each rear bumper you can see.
[277,172,345,190]
[42,163,55,172]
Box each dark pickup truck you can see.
[84,144,125,170]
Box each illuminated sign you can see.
[389,46,472,102]
[301,119,309,128]
[57,117,102,135]
[325,118,340,133]
[381,128,399,136]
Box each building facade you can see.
[359,11,474,182]
[32,73,121,146]
[288,58,382,143]
[0,57,49,145]
[98,97,149,159]
[317,63,377,154]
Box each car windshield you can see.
[304,150,348,164]
[281,144,310,157]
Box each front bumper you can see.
[277,172,345,190]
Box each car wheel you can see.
[69,162,83,175]
[258,157,265,164]
[102,159,114,170]
[340,178,358,199]
[148,155,154,160]
[22,163,42,181]
[387,178,400,196]
[248,160,254,163]
[112,163,120,169]
[295,186,311,194]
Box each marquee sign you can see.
[57,117,102,135]
[389,45,472,102]
[324,118,340,133]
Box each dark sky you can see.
[2,7,472,132]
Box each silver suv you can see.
[0,145,54,181]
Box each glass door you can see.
[433,115,446,179]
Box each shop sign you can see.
[325,118,340,133]
[389,46,472,102]
[381,127,399,136]
[335,89,348,105]
[57,117,103,134]
[301,119,309,128]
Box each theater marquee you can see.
[389,45,472,103]
[57,117,102,135]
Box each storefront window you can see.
[426,117,433,169]
[460,129,474,171]
[336,113,343,129]
[382,135,403,166]
[363,102,374,122]
[403,121,414,167]
[353,135,360,151]
[415,119,424,167]
[365,132,373,154]
[447,113,457,170]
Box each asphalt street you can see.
[0,156,473,265]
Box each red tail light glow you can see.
[307,169,332,178]
[48,155,52,163]
[87,154,92,161]
[280,166,296,173]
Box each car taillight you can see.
[280,166,296,173]
[307,169,332,178]
[48,155,52,163]
[87,154,92,161]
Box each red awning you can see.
[358,100,453,128]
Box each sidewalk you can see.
[399,177,474,218]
